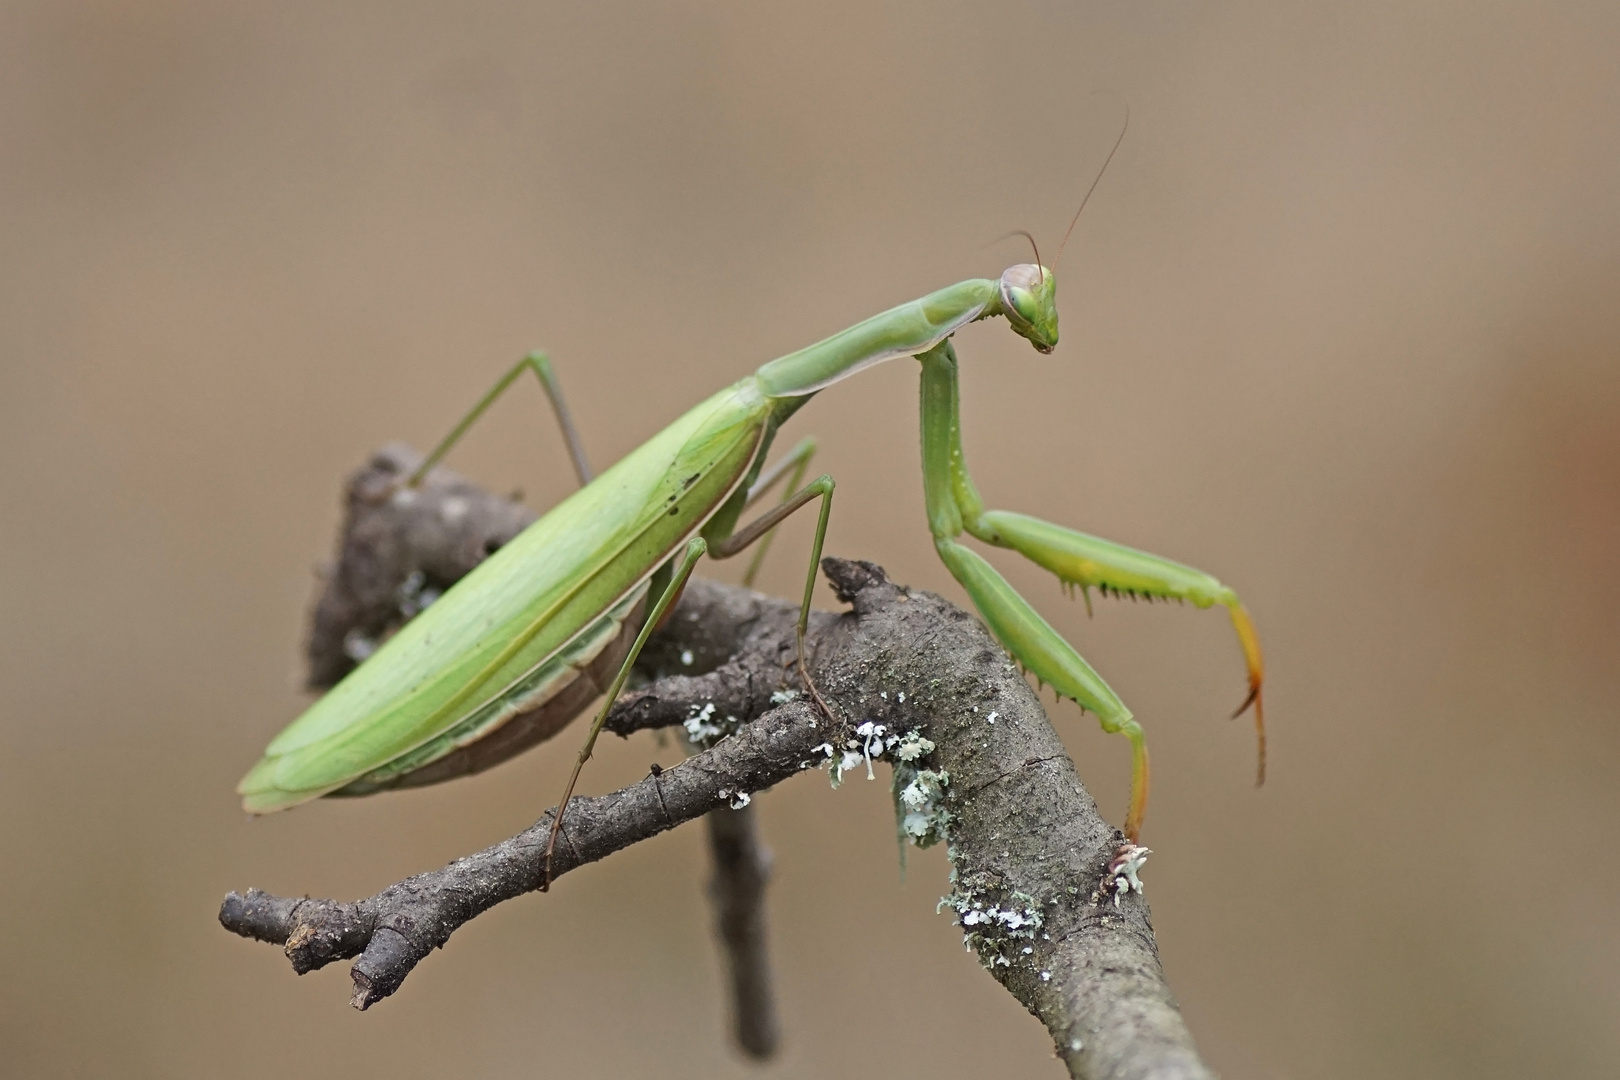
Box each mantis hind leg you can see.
[407,350,593,489]
[543,536,708,887]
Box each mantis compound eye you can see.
[999,263,1059,353]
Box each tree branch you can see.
[703,801,779,1059]
[223,688,827,1009]
[222,449,1211,1079]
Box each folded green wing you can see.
[239,378,770,812]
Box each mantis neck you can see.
[754,278,1003,398]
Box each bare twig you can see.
[704,804,779,1059]
[222,692,828,1011]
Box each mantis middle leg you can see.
[918,340,1266,841]
[739,435,818,587]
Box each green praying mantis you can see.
[238,175,1266,865]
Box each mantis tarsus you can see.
[238,248,1266,867]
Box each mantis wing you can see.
[239,379,770,812]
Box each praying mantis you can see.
[238,168,1265,860]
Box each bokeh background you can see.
[3,2,1617,1077]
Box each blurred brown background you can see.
[2,1,1617,1077]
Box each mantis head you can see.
[1000,263,1059,354]
[999,96,1127,357]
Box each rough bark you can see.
[303,443,536,692]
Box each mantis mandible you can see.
[238,162,1266,863]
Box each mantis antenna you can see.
[1008,229,1043,277]
[1054,98,1130,271]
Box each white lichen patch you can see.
[818,720,953,850]
[716,789,751,809]
[769,688,799,705]
[938,884,1046,968]
[1094,843,1152,907]
[830,749,865,787]
[897,769,952,847]
[893,731,934,762]
[877,726,948,848]
[343,629,378,663]
[395,569,442,620]
[828,721,898,786]
[855,721,888,778]
[682,702,738,747]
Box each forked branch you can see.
[221,449,1211,1080]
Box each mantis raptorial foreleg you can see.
[543,470,837,885]
[919,342,1150,838]
[406,350,593,489]
[918,339,1264,840]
